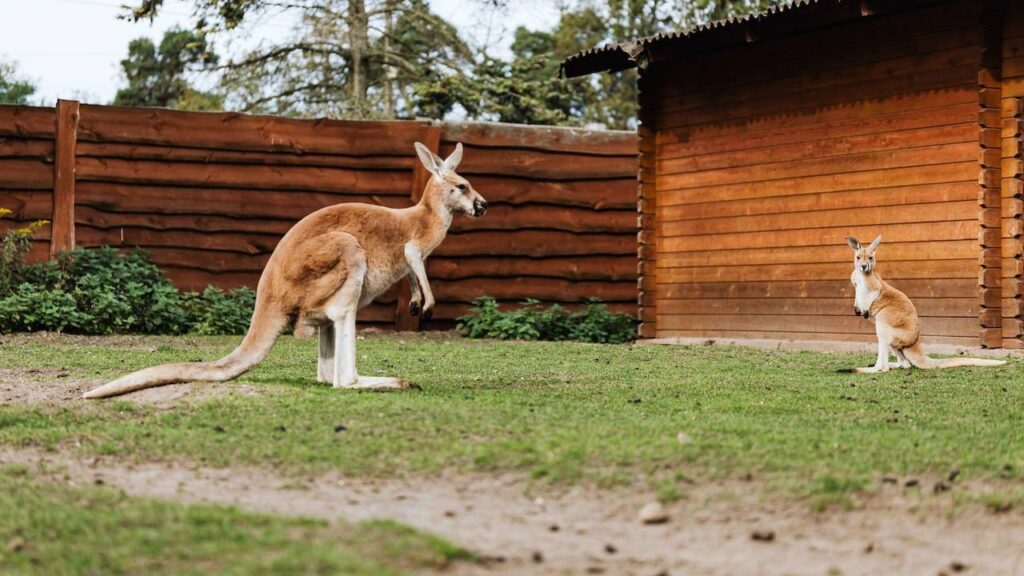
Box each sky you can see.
[0,0,562,105]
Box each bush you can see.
[457,297,635,344]
[0,213,255,335]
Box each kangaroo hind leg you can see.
[317,324,335,383]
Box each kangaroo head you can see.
[846,235,881,273]
[414,142,488,218]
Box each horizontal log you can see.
[659,102,978,160]
[658,240,978,268]
[449,205,635,234]
[78,105,430,155]
[0,106,55,138]
[431,278,636,303]
[430,300,636,321]
[653,329,978,348]
[658,141,976,190]
[0,190,52,220]
[655,314,977,338]
[426,256,636,281]
[661,200,976,237]
[437,142,635,181]
[463,176,636,209]
[656,279,975,300]
[657,297,976,318]
[659,220,977,252]
[658,161,977,202]
[0,138,53,161]
[657,122,975,175]
[662,89,975,145]
[435,230,636,257]
[75,157,410,196]
[657,259,977,284]
[76,182,410,222]
[442,121,635,156]
[0,159,54,190]
[661,181,977,221]
[77,142,415,170]
[77,227,279,258]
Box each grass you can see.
[1,333,1023,500]
[0,464,471,575]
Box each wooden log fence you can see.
[0,102,638,330]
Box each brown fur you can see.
[842,236,1005,373]
[85,143,486,398]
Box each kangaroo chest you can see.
[853,271,880,319]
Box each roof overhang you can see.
[559,0,957,78]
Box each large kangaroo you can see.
[85,143,487,398]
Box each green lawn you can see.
[1,333,1022,499]
[0,464,470,575]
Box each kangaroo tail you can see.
[902,343,1006,370]
[83,299,288,399]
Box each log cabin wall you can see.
[1001,0,1024,348]
[0,104,637,329]
[647,1,994,346]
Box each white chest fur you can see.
[853,270,879,317]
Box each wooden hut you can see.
[562,0,1024,348]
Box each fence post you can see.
[50,99,79,257]
[395,121,442,331]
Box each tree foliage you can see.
[113,28,222,109]
[0,58,37,106]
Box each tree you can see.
[127,0,473,119]
[113,28,221,109]
[0,58,37,105]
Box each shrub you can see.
[457,297,635,344]
[0,213,255,336]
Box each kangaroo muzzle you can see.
[472,199,488,217]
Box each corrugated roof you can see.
[559,0,936,78]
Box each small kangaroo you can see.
[85,142,487,398]
[841,235,1006,373]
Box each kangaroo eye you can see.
[456,184,467,191]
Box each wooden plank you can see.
[0,159,54,190]
[76,142,415,170]
[658,162,977,201]
[450,205,636,234]
[75,157,410,196]
[51,100,79,256]
[0,138,54,160]
[658,142,975,189]
[656,279,974,300]
[661,200,976,237]
[0,190,53,220]
[656,314,977,338]
[442,121,635,157]
[657,297,975,318]
[77,104,430,155]
[660,181,977,221]
[463,175,636,209]
[657,122,975,175]
[434,231,637,257]
[75,206,294,237]
[0,106,57,138]
[76,227,279,260]
[430,278,637,303]
[659,220,977,252]
[429,301,636,321]
[658,240,978,268]
[437,142,636,181]
[76,182,410,222]
[426,256,636,281]
[657,259,977,284]
[653,329,978,348]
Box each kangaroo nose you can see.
[474,199,488,217]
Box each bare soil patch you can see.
[3,447,1022,576]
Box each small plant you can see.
[0,208,48,296]
[456,296,635,343]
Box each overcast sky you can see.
[0,0,561,105]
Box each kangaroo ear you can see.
[868,235,882,252]
[414,142,444,178]
[442,142,463,174]
[846,236,861,251]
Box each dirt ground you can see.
[3,445,1023,576]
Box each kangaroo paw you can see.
[409,300,421,316]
